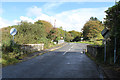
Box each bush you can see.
[2,40,13,53]
[2,53,19,66]
[2,40,22,66]
[2,40,20,54]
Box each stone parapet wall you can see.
[58,40,64,44]
[20,44,44,53]
[87,45,104,57]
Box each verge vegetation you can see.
[0,20,82,66]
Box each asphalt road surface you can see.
[2,43,105,79]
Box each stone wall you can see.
[58,40,64,44]
[87,45,104,57]
[20,44,44,53]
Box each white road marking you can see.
[63,51,67,55]
[63,45,74,55]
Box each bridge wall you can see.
[87,45,104,57]
[20,44,44,53]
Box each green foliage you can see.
[47,28,58,41]
[82,17,104,40]
[68,30,81,38]
[2,39,13,52]
[104,1,120,64]
[16,21,47,44]
[2,54,19,66]
[1,21,49,44]
[68,30,82,42]
[72,41,102,45]
[34,20,53,33]
[73,36,81,42]
[1,19,84,66]
[90,17,99,21]
[2,40,20,54]
[1,20,55,66]
[64,31,73,42]
[1,40,21,66]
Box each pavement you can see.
[2,43,106,79]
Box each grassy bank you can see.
[71,40,103,45]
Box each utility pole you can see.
[54,19,56,28]
[104,40,107,63]
[114,0,118,64]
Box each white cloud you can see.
[42,2,63,11]
[14,3,107,32]
[13,15,56,26]
[54,7,107,31]
[0,17,19,28]
[0,6,107,32]
[34,14,55,24]
[27,6,42,17]
[20,16,35,23]
[27,3,63,16]
[0,17,14,28]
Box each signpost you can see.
[10,28,17,46]
[101,28,109,63]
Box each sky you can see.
[0,0,116,32]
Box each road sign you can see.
[101,28,110,63]
[10,28,17,46]
[10,28,17,36]
[101,28,109,39]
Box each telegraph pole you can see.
[54,19,56,28]
[114,0,118,64]
[104,40,107,63]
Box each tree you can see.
[16,21,47,44]
[68,30,82,42]
[68,30,81,38]
[82,18,104,40]
[57,27,65,40]
[104,1,120,64]
[34,20,53,33]
[90,17,98,21]
[47,28,59,42]
[64,31,73,42]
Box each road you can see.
[2,43,104,79]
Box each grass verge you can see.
[71,41,103,45]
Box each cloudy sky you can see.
[0,0,115,32]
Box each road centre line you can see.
[63,45,74,55]
[63,51,67,55]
